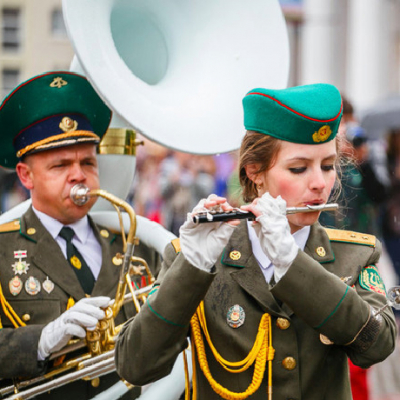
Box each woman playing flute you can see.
[116,83,396,400]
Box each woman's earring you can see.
[257,183,263,191]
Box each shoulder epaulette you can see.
[324,228,376,247]
[0,219,20,233]
[171,238,181,253]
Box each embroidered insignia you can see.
[359,265,386,296]
[315,246,326,257]
[59,116,78,132]
[312,125,332,143]
[70,255,82,270]
[25,276,41,295]
[227,304,245,328]
[50,76,68,88]
[229,250,241,261]
[43,277,55,294]
[12,250,30,275]
[9,276,23,296]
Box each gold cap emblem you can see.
[312,125,332,143]
[229,250,241,261]
[50,76,68,89]
[59,116,78,132]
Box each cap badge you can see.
[312,125,332,143]
[43,277,55,294]
[25,276,41,295]
[227,304,245,328]
[9,275,23,296]
[50,77,68,89]
[59,116,78,132]
[12,250,30,275]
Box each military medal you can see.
[227,304,245,328]
[25,276,41,295]
[43,277,55,294]
[9,276,23,296]
[12,250,30,275]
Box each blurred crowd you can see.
[1,96,400,399]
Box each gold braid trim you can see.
[189,301,274,400]
[16,131,100,158]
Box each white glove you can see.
[180,195,237,272]
[38,296,110,359]
[252,193,299,281]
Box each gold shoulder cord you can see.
[184,301,274,400]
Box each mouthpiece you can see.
[70,184,91,206]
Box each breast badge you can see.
[42,277,55,294]
[25,276,41,295]
[227,304,245,328]
[9,276,23,296]
[12,250,30,275]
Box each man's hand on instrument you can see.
[180,194,239,272]
[242,192,299,282]
[37,296,111,359]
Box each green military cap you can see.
[242,83,343,144]
[0,71,112,169]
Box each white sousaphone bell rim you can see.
[62,0,289,155]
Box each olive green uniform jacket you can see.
[0,207,159,400]
[116,221,397,400]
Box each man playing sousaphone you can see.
[0,71,159,400]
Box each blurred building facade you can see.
[0,0,74,99]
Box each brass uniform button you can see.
[282,356,297,370]
[100,229,109,238]
[276,318,290,330]
[91,377,100,387]
[27,228,36,235]
[22,314,31,322]
[315,246,326,257]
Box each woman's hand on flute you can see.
[179,194,240,272]
[241,192,299,282]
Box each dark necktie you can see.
[59,226,95,294]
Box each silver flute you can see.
[192,203,339,224]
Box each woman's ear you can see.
[16,162,34,190]
[244,164,260,183]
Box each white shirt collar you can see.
[247,221,310,271]
[32,206,91,244]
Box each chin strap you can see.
[185,301,274,400]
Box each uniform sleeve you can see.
[0,324,46,378]
[115,243,215,385]
[271,242,396,368]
